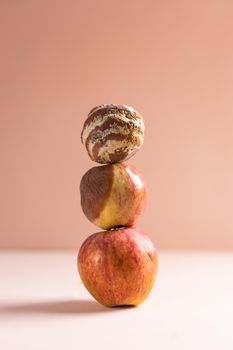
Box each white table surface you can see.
[0,251,232,350]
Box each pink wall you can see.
[1,0,233,250]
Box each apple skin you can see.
[80,163,147,230]
[78,228,158,307]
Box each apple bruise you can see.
[80,165,114,223]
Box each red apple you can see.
[80,163,147,230]
[78,228,158,307]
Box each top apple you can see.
[81,104,145,164]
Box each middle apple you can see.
[80,163,147,230]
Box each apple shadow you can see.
[0,299,112,316]
[0,299,135,316]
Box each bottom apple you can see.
[78,228,158,307]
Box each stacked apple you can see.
[78,104,158,307]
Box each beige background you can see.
[1,0,233,250]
